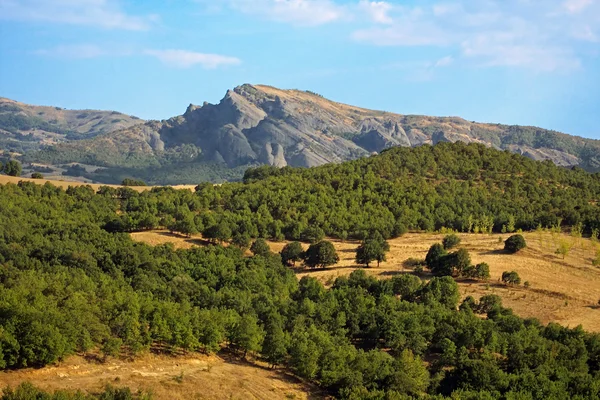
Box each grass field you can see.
[0,175,197,192]
[0,352,320,400]
[131,230,600,333]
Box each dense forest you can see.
[1,142,600,399]
[100,142,600,241]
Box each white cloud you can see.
[144,49,241,69]
[358,1,393,24]
[434,55,453,67]
[228,0,346,26]
[351,1,599,72]
[0,0,157,30]
[563,0,593,13]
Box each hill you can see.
[2,142,600,399]
[4,84,600,184]
[0,97,142,154]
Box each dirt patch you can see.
[132,230,600,332]
[0,352,321,400]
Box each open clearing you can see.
[132,230,600,333]
[0,175,196,192]
[0,352,320,400]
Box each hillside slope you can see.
[0,96,143,153]
[7,84,600,183]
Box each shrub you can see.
[501,271,521,285]
[442,234,461,250]
[30,172,44,179]
[504,234,526,253]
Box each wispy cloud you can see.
[351,1,599,72]
[143,49,241,69]
[563,0,594,13]
[226,0,347,26]
[358,1,393,24]
[0,0,158,30]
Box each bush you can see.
[442,234,461,250]
[122,178,147,186]
[250,238,271,256]
[31,172,44,179]
[504,234,526,253]
[501,271,521,285]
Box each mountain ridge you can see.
[3,84,600,184]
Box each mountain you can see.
[3,84,600,184]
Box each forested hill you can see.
[1,141,600,399]
[191,141,600,241]
[6,84,600,184]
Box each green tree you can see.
[425,243,447,271]
[442,234,461,250]
[262,319,288,367]
[250,238,271,256]
[301,226,325,244]
[304,241,339,269]
[502,271,521,285]
[505,234,527,253]
[3,160,22,177]
[555,239,573,260]
[30,172,44,179]
[101,337,123,361]
[280,241,304,266]
[230,314,264,358]
[356,232,390,267]
[231,232,251,250]
[389,349,429,396]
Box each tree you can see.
[280,241,304,266]
[389,349,430,396]
[356,232,390,267]
[262,319,288,367]
[304,240,339,269]
[250,238,271,256]
[442,234,461,250]
[425,243,447,271]
[3,160,22,177]
[232,232,251,250]
[505,234,526,253]
[30,172,43,179]
[301,226,325,244]
[101,337,123,361]
[463,262,490,280]
[230,314,264,358]
[555,239,573,260]
[501,271,521,285]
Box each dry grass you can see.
[132,230,600,332]
[0,175,197,192]
[0,352,320,400]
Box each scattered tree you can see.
[280,241,304,266]
[250,238,271,256]
[304,241,339,269]
[3,160,22,177]
[442,234,461,250]
[502,271,521,285]
[505,234,527,253]
[30,172,44,179]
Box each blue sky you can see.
[0,0,599,138]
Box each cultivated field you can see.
[131,230,600,332]
[0,352,320,400]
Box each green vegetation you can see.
[1,382,152,400]
[442,234,461,250]
[505,234,527,253]
[121,178,147,186]
[1,160,22,176]
[1,143,600,398]
[281,241,304,266]
[355,231,390,267]
[502,271,522,285]
[31,172,44,179]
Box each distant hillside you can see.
[0,97,142,154]
[4,84,600,184]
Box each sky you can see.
[0,0,599,138]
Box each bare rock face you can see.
[13,84,600,172]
